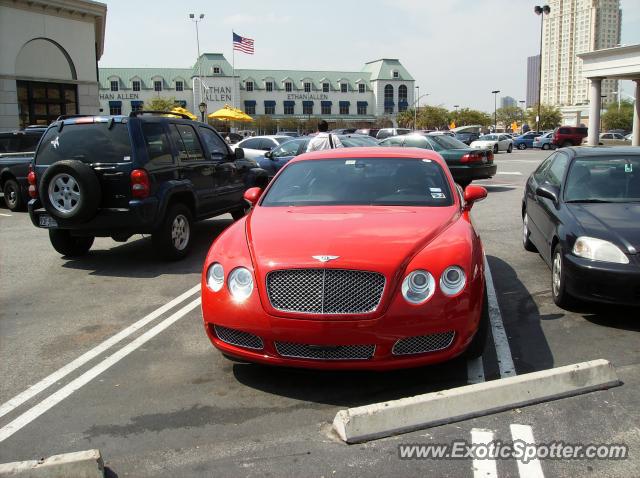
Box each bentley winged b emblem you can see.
[312,255,339,263]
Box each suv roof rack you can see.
[55,114,98,121]
[129,110,194,120]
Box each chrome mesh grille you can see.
[214,325,264,350]
[275,342,375,360]
[266,269,385,314]
[392,331,455,356]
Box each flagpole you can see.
[232,30,236,110]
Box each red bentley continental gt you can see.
[201,147,489,371]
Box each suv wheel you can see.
[49,229,94,257]
[153,204,193,260]
[542,143,550,150]
[561,141,572,148]
[3,179,24,211]
[517,143,526,150]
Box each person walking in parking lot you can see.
[306,120,343,152]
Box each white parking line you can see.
[0,213,12,217]
[496,172,523,176]
[0,284,200,420]
[484,256,516,378]
[510,424,545,477]
[0,298,201,443]
[471,428,498,478]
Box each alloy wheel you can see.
[48,173,81,217]
[171,214,190,251]
[552,252,562,298]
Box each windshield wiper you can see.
[565,199,613,203]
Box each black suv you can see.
[28,112,267,259]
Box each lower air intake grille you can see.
[214,325,264,350]
[274,342,375,360]
[392,331,455,356]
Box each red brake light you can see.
[27,165,37,198]
[460,152,483,163]
[131,169,150,198]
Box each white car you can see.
[231,135,294,160]
[581,132,631,146]
[470,134,514,154]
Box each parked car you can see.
[532,132,556,150]
[223,132,243,144]
[455,132,480,145]
[522,147,640,308]
[379,133,496,187]
[513,131,543,150]
[232,135,295,160]
[355,128,380,138]
[581,132,631,146]
[0,128,46,211]
[376,128,412,140]
[330,128,357,134]
[278,131,300,137]
[28,112,268,259]
[551,126,588,148]
[624,133,632,142]
[470,134,514,154]
[201,147,489,370]
[339,134,379,147]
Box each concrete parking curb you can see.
[0,449,103,477]
[332,359,621,443]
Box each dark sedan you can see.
[380,133,496,187]
[522,147,640,308]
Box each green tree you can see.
[277,118,300,132]
[450,108,491,127]
[526,104,561,130]
[416,105,449,129]
[254,115,276,135]
[496,106,525,131]
[143,96,178,111]
[396,110,415,128]
[602,100,634,131]
[374,117,394,128]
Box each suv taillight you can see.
[131,169,150,199]
[27,165,37,198]
[461,152,483,163]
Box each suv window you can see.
[559,128,569,134]
[240,138,262,150]
[198,127,228,158]
[174,124,204,161]
[142,123,173,165]
[0,134,19,153]
[36,123,132,166]
[259,138,276,151]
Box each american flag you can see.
[233,32,254,54]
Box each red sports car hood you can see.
[246,205,459,275]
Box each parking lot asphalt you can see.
[1,148,639,477]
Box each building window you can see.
[341,83,348,93]
[16,80,78,128]
[398,84,408,112]
[285,82,292,92]
[131,101,143,112]
[246,104,255,115]
[132,80,141,92]
[357,103,367,115]
[266,81,273,92]
[303,102,313,115]
[175,81,183,92]
[339,102,349,115]
[321,103,331,115]
[384,84,394,114]
[110,80,119,92]
[213,66,220,74]
[109,102,122,115]
[393,71,399,78]
[265,103,275,115]
[154,81,162,92]
[358,83,365,93]
[246,81,254,92]
[284,102,294,115]
[323,83,329,93]
[304,82,311,93]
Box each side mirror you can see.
[535,184,559,203]
[235,147,244,160]
[264,151,273,159]
[463,185,487,210]
[243,187,263,206]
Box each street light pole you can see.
[534,5,550,134]
[414,86,419,130]
[189,13,205,109]
[519,100,526,132]
[491,90,500,132]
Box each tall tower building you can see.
[540,0,621,107]
[526,55,540,107]
[500,96,517,108]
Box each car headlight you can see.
[206,262,224,292]
[228,267,254,301]
[440,266,466,296]
[401,270,435,304]
[572,237,629,264]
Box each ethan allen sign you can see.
[287,93,329,100]
[99,93,140,100]
[205,86,232,102]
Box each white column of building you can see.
[587,78,602,146]
[633,79,640,147]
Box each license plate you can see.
[38,215,58,228]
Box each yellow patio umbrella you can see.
[208,104,253,122]
[169,106,197,120]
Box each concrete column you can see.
[575,110,582,127]
[587,78,602,146]
[633,79,640,147]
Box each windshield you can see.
[479,134,498,141]
[426,135,469,151]
[564,156,640,203]
[340,135,379,147]
[274,137,294,145]
[272,138,307,157]
[262,157,453,207]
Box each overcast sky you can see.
[99,0,640,112]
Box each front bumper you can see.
[563,254,640,306]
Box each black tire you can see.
[152,203,193,260]
[507,144,513,153]
[3,179,24,211]
[39,160,101,224]
[464,286,489,359]
[493,144,499,154]
[551,244,576,309]
[542,143,550,150]
[517,143,526,150]
[49,229,94,257]
[522,212,537,252]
